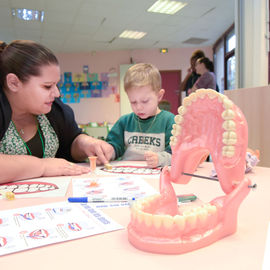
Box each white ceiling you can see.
[0,0,235,53]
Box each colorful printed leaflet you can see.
[0,202,123,256]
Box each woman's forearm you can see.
[0,154,45,183]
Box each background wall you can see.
[56,46,213,124]
[235,0,268,88]
[225,85,270,167]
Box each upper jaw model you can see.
[128,89,251,254]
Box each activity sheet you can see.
[95,161,161,178]
[0,201,123,256]
[72,175,159,208]
[0,176,71,198]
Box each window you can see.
[214,25,235,91]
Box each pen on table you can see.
[182,172,257,189]
[68,197,136,203]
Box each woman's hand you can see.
[71,134,115,165]
[41,158,90,177]
[85,138,115,165]
[144,151,159,168]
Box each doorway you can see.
[160,70,181,115]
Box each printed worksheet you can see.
[0,201,123,256]
[72,175,159,208]
[95,161,161,178]
[0,176,71,198]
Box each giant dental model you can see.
[128,89,251,254]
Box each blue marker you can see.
[68,196,136,203]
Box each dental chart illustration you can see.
[128,89,254,254]
[0,177,71,199]
[72,175,158,208]
[100,165,161,175]
[0,202,122,256]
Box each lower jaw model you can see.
[128,89,251,254]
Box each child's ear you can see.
[6,73,21,92]
[158,89,165,101]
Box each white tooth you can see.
[137,210,144,223]
[171,129,179,136]
[178,106,187,115]
[140,198,151,209]
[147,194,160,202]
[203,203,217,215]
[153,215,163,228]
[183,211,197,229]
[191,207,200,213]
[217,95,224,103]
[183,96,192,106]
[222,145,235,157]
[130,207,136,220]
[196,89,207,98]
[170,136,177,143]
[169,141,176,147]
[145,195,160,206]
[222,131,238,145]
[138,198,147,206]
[223,98,233,109]
[131,203,139,213]
[222,109,235,120]
[175,124,181,132]
[189,92,197,102]
[171,124,181,136]
[207,205,217,215]
[173,215,186,230]
[197,208,208,225]
[135,201,143,210]
[174,114,183,124]
[170,141,176,147]
[206,89,218,99]
[223,131,237,140]
[143,212,153,227]
[163,215,174,228]
[222,120,236,131]
[222,145,235,152]
[222,138,237,145]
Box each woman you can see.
[188,57,216,95]
[0,40,114,184]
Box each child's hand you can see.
[144,151,159,168]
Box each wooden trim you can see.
[213,24,235,90]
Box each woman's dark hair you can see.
[0,40,59,88]
[191,50,205,61]
[197,57,214,72]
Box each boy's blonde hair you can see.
[124,63,161,92]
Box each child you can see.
[106,63,175,168]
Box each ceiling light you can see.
[119,30,146,39]
[147,0,187,15]
[12,8,44,22]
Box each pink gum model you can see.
[128,89,251,254]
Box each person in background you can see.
[0,40,113,184]
[106,63,175,168]
[179,49,205,97]
[188,57,216,95]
